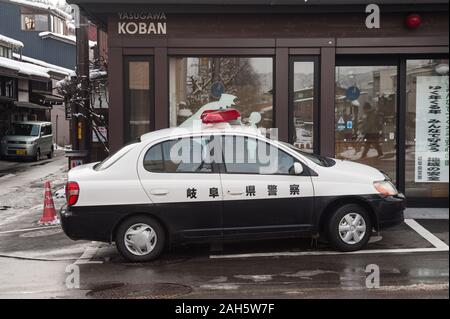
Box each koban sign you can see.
[117,12,167,35]
[118,22,166,35]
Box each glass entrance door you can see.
[335,61,398,183]
[124,56,154,142]
[289,57,319,153]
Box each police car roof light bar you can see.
[201,108,240,124]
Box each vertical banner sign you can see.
[415,76,449,183]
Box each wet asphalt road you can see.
[0,221,448,299]
[0,151,64,178]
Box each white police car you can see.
[61,109,405,262]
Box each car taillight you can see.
[66,181,79,206]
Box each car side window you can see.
[223,136,302,175]
[41,125,51,136]
[144,136,215,173]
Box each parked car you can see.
[61,109,405,262]
[0,121,54,161]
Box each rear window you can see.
[95,141,139,170]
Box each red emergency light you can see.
[201,108,241,124]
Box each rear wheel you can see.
[47,146,54,159]
[34,149,40,162]
[326,204,372,252]
[115,216,165,262]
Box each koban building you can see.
[68,0,449,208]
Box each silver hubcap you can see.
[124,223,157,256]
[338,213,366,245]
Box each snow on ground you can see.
[0,157,67,229]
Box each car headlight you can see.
[27,140,35,145]
[374,180,398,196]
[0,139,6,144]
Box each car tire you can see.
[326,204,372,252]
[34,149,40,162]
[115,216,165,262]
[47,147,53,159]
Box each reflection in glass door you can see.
[290,57,318,153]
[335,64,398,182]
[124,56,153,142]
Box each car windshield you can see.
[94,139,140,170]
[280,142,335,167]
[7,124,40,137]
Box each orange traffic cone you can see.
[39,181,59,225]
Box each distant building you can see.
[0,0,78,146]
[0,33,71,144]
[0,0,76,70]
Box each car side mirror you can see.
[294,162,304,175]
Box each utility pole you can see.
[76,13,90,161]
[67,8,90,168]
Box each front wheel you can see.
[115,216,165,262]
[34,149,40,162]
[327,204,372,252]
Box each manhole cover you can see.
[87,283,192,299]
[20,228,62,238]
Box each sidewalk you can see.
[405,208,449,220]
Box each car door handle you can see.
[227,189,243,196]
[150,189,169,196]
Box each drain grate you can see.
[87,283,192,299]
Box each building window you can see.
[406,59,449,198]
[169,57,273,128]
[0,77,16,99]
[51,15,65,35]
[335,65,398,182]
[0,46,12,58]
[21,14,48,31]
[124,57,153,141]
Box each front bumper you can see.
[369,193,406,230]
[0,143,37,157]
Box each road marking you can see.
[405,219,449,249]
[0,225,59,235]
[210,247,449,259]
[75,242,103,265]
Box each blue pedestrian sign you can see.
[211,81,225,99]
[346,86,361,101]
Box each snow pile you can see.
[0,34,24,48]
[90,69,107,80]
[39,32,76,45]
[12,53,73,76]
[0,56,50,78]
[10,0,72,20]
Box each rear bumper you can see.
[369,193,406,230]
[60,205,117,242]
